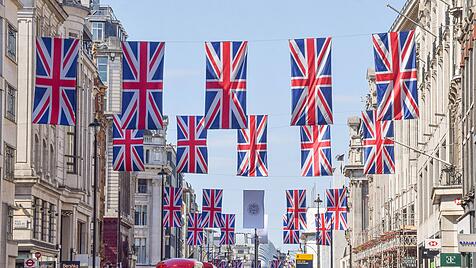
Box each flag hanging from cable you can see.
[300,125,333,176]
[162,187,183,228]
[176,115,208,174]
[326,188,348,230]
[289,37,333,126]
[315,212,333,246]
[112,115,145,171]
[243,190,265,229]
[283,214,300,244]
[286,190,307,230]
[201,189,223,228]
[187,212,204,246]
[121,41,165,130]
[372,31,418,121]
[219,214,236,245]
[237,115,268,177]
[33,37,79,126]
[204,41,248,129]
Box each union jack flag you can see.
[270,259,282,268]
[231,260,243,268]
[204,41,248,129]
[187,212,204,246]
[289,37,333,126]
[316,212,333,246]
[237,115,268,177]
[176,116,208,174]
[163,187,183,228]
[286,190,307,230]
[220,214,235,245]
[372,31,418,121]
[112,115,144,171]
[283,214,300,244]
[121,41,165,130]
[300,125,332,177]
[326,188,348,230]
[201,189,223,228]
[218,260,227,268]
[362,110,395,174]
[33,37,79,126]
[251,260,262,268]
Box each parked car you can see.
[156,258,203,268]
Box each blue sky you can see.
[102,0,405,250]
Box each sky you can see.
[102,0,406,250]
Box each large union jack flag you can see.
[187,212,203,246]
[220,214,235,245]
[204,41,248,129]
[33,37,79,126]
[163,187,183,228]
[289,37,333,126]
[237,115,268,177]
[283,214,300,244]
[112,115,144,171]
[121,41,165,130]
[176,116,208,174]
[362,110,395,174]
[286,190,307,230]
[372,31,418,121]
[201,189,223,228]
[316,212,333,246]
[326,188,348,230]
[300,125,332,177]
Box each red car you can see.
[156,258,203,268]
[202,262,217,268]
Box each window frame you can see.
[6,22,16,62]
[3,143,15,181]
[96,56,108,83]
[5,82,15,122]
[91,22,104,41]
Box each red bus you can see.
[156,258,203,268]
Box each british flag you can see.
[220,214,235,245]
[204,41,248,129]
[372,31,418,121]
[283,214,300,244]
[187,212,204,246]
[237,115,268,177]
[176,116,208,174]
[289,37,333,126]
[218,260,227,268]
[121,41,165,130]
[316,212,333,246]
[201,189,223,228]
[362,110,395,174]
[33,37,79,126]
[326,188,348,230]
[112,115,145,171]
[270,259,282,268]
[300,125,332,177]
[231,260,243,268]
[163,187,183,228]
[286,190,307,230]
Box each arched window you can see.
[145,149,150,164]
[42,140,47,177]
[34,135,40,170]
[50,145,55,180]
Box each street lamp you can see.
[89,118,100,268]
[314,194,323,268]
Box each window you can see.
[134,238,147,264]
[41,200,48,241]
[6,83,15,121]
[134,205,147,226]
[34,135,40,171]
[137,179,147,194]
[33,197,40,239]
[6,23,16,60]
[42,140,48,177]
[4,144,15,181]
[77,221,86,253]
[97,56,108,82]
[92,22,104,41]
[65,129,77,174]
[145,149,150,164]
[48,204,55,243]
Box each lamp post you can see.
[314,194,323,268]
[158,166,169,260]
[89,118,100,268]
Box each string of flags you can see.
[33,29,417,176]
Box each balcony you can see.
[432,169,463,206]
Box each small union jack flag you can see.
[237,115,268,177]
[372,31,418,121]
[252,260,262,268]
[326,188,348,230]
[220,214,235,245]
[176,116,208,174]
[231,260,243,268]
[270,259,282,268]
[201,189,223,228]
[300,125,332,177]
[316,212,333,246]
[204,41,248,129]
[289,37,333,126]
[362,110,395,174]
[218,260,227,268]
[283,214,300,244]
[286,190,307,230]
[187,212,204,246]
[33,37,79,126]
[112,115,144,171]
[121,41,165,130]
[163,187,183,228]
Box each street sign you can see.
[458,234,476,252]
[34,251,42,259]
[24,259,35,267]
[440,253,461,267]
[425,239,441,249]
[296,254,313,268]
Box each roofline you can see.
[389,0,419,31]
